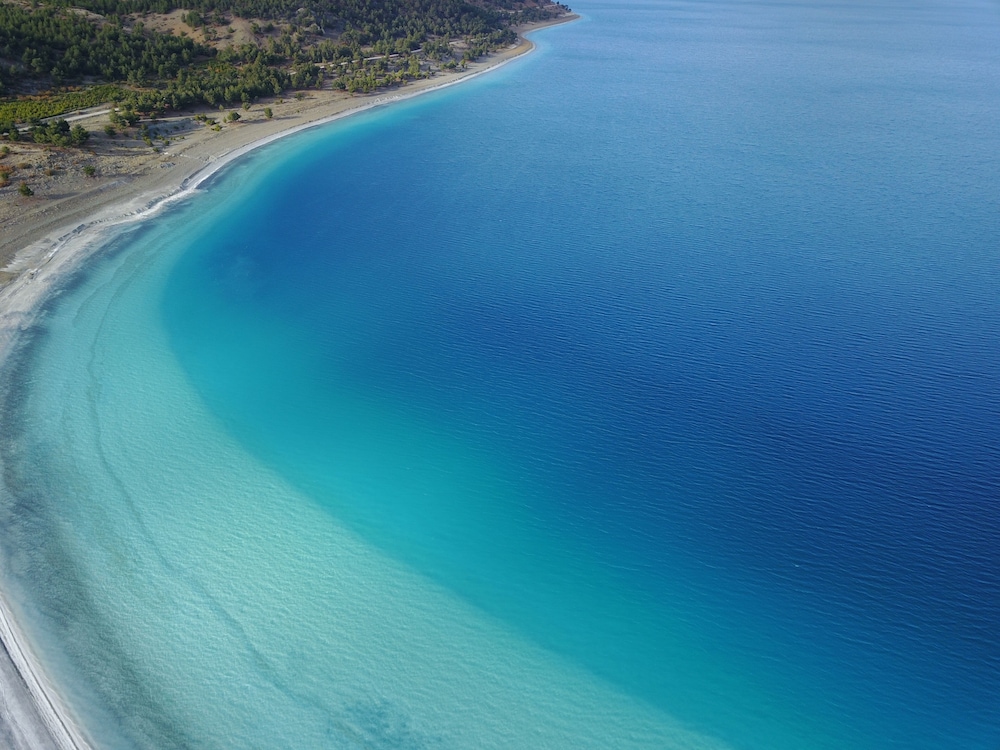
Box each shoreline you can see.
[0,13,576,276]
[0,15,576,749]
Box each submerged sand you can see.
[0,17,575,748]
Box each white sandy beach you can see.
[0,18,574,748]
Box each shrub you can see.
[70,125,90,146]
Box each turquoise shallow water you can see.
[2,1,1000,748]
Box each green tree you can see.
[70,124,90,145]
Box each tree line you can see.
[1,0,568,142]
[0,4,203,88]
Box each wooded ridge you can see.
[1,0,569,137]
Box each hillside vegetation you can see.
[1,0,568,134]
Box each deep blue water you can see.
[161,0,1000,745]
[4,1,1000,748]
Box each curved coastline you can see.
[0,16,576,748]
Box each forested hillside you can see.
[1,0,568,131]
